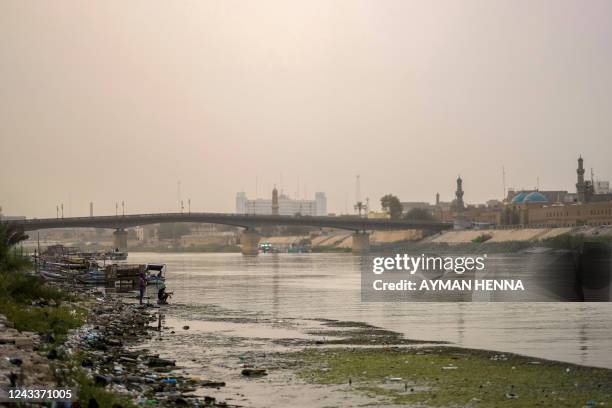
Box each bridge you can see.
[7,212,453,255]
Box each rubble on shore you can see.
[59,294,237,407]
[0,275,236,407]
[0,314,55,396]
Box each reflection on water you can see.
[130,252,612,369]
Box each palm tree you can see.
[0,222,29,270]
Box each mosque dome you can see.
[523,191,548,203]
[511,192,528,204]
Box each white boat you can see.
[145,264,166,286]
[39,268,67,281]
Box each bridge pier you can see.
[351,231,370,254]
[112,229,128,252]
[240,229,260,256]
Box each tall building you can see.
[235,192,248,214]
[315,192,327,217]
[576,155,592,203]
[235,190,327,216]
[453,176,465,211]
[574,156,611,202]
[271,187,279,215]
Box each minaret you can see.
[435,192,440,206]
[455,176,465,211]
[271,185,279,215]
[576,155,586,203]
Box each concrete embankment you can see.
[425,227,574,244]
[268,228,575,252]
[264,230,425,251]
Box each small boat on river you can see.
[145,264,166,286]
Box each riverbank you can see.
[126,299,612,407]
[0,269,237,406]
[0,269,135,405]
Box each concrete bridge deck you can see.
[6,212,452,255]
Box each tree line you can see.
[379,194,435,221]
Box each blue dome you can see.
[523,191,548,203]
[511,192,528,203]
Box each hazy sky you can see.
[2,0,612,217]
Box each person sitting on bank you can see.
[157,281,171,304]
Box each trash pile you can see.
[59,297,235,407]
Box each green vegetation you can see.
[0,261,85,343]
[0,296,85,344]
[311,246,352,253]
[380,194,403,220]
[472,233,493,243]
[0,222,30,271]
[0,223,85,342]
[380,240,533,254]
[0,223,133,406]
[542,233,612,250]
[404,207,435,222]
[55,363,138,408]
[294,347,612,407]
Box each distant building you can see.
[501,156,612,226]
[0,206,25,221]
[235,192,248,214]
[594,180,610,195]
[486,200,502,208]
[507,190,570,204]
[367,211,390,219]
[235,190,327,216]
[506,198,612,227]
[315,192,327,217]
[271,187,279,216]
[452,176,465,211]
[575,156,612,202]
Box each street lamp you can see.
[56,205,59,219]
[188,198,191,214]
[61,203,64,219]
[115,202,118,216]
[122,201,125,216]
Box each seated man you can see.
[157,281,171,304]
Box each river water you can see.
[130,252,612,370]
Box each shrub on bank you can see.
[542,233,612,250]
[0,270,74,304]
[0,270,85,343]
[472,233,493,243]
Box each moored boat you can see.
[145,263,166,286]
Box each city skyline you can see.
[3,156,610,218]
[2,1,612,217]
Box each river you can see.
[129,252,612,370]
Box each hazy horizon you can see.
[2,1,612,218]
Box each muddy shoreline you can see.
[2,274,612,407]
[130,300,612,407]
